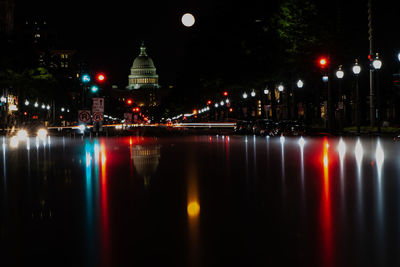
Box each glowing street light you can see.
[278,84,284,92]
[25,100,29,106]
[336,66,344,79]
[296,80,304,88]
[372,54,382,70]
[243,92,248,99]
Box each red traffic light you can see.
[223,91,228,96]
[207,100,212,105]
[319,57,328,68]
[126,99,133,105]
[96,73,106,82]
[132,107,140,112]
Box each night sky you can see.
[15,0,400,93]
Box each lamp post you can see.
[296,79,304,120]
[352,60,361,134]
[264,88,269,119]
[372,53,382,133]
[336,65,344,131]
[278,84,284,120]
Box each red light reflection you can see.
[100,142,110,266]
[320,138,333,266]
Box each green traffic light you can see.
[91,85,99,93]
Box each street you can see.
[1,135,400,266]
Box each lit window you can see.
[65,54,69,59]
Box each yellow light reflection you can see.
[187,201,200,217]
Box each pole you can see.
[327,73,333,132]
[356,75,360,134]
[368,0,375,127]
[376,71,381,133]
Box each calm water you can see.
[1,135,400,266]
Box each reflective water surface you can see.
[1,135,400,266]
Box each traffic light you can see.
[91,85,99,93]
[132,107,140,112]
[223,91,228,96]
[318,57,328,68]
[126,99,133,105]
[96,73,106,82]
[81,74,91,83]
[207,100,212,105]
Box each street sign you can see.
[92,98,104,113]
[78,110,91,123]
[124,113,132,124]
[93,112,103,122]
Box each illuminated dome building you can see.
[127,42,160,107]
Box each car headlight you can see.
[16,129,28,140]
[37,128,48,140]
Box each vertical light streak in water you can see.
[354,138,365,260]
[253,135,257,180]
[375,138,385,262]
[187,155,200,267]
[84,142,94,264]
[100,141,110,266]
[280,135,286,193]
[245,136,249,180]
[298,137,305,206]
[321,138,333,267]
[337,138,346,219]
[265,136,270,167]
[2,136,6,186]
[355,139,364,223]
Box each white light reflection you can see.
[376,139,384,175]
[375,138,385,255]
[35,136,40,149]
[337,138,346,217]
[338,138,346,163]
[26,138,30,150]
[355,139,363,171]
[299,137,305,206]
[281,135,285,194]
[10,136,19,148]
[298,136,305,149]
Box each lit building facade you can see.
[127,42,160,107]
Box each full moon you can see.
[181,13,195,27]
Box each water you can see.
[1,135,400,266]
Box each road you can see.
[1,135,400,266]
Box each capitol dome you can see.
[127,42,159,90]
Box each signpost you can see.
[93,112,103,122]
[124,113,132,124]
[92,98,104,113]
[78,110,91,123]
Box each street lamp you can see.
[372,55,382,70]
[296,80,304,88]
[372,53,382,133]
[336,66,344,130]
[25,100,29,106]
[352,60,361,134]
[34,102,38,108]
[251,90,256,97]
[242,92,248,99]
